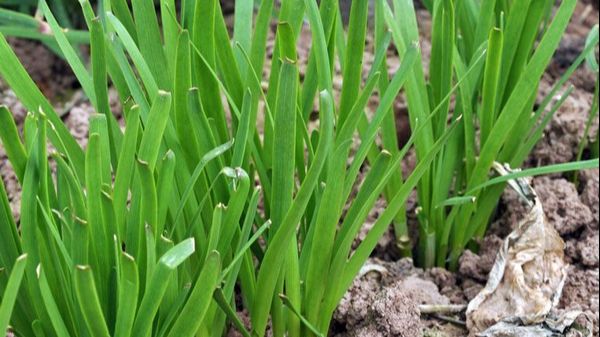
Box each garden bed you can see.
[0,1,598,336]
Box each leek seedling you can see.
[1,1,259,335]
[1,1,596,337]
[0,0,452,336]
[0,254,27,335]
[386,0,599,269]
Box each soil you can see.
[333,170,599,337]
[1,1,598,337]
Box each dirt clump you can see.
[425,268,466,305]
[534,177,594,236]
[369,283,421,337]
[532,90,598,166]
[399,276,450,306]
[458,235,503,283]
[579,168,599,226]
[559,267,599,336]
[334,269,422,337]
[335,267,385,329]
[334,258,461,337]
[576,230,599,268]
[549,38,597,92]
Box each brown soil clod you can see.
[534,177,594,236]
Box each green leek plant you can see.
[0,254,27,336]
[386,0,599,269]
[1,0,597,336]
[0,0,455,336]
[0,64,257,337]
[0,0,263,335]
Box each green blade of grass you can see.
[231,90,254,168]
[317,150,392,332]
[435,196,476,209]
[156,150,176,234]
[36,200,73,269]
[303,141,354,332]
[585,25,599,72]
[270,59,298,234]
[499,0,549,106]
[191,0,229,143]
[111,0,137,40]
[303,0,333,92]
[467,159,600,194]
[160,0,178,76]
[74,265,111,337]
[340,117,461,300]
[131,238,195,337]
[429,0,455,137]
[113,106,141,237]
[213,288,252,337]
[479,28,503,146]
[330,151,392,270]
[136,158,158,235]
[90,17,123,167]
[279,294,324,337]
[337,0,369,126]
[473,0,497,49]
[137,91,172,170]
[214,4,244,108]
[494,0,532,106]
[0,254,27,335]
[85,133,110,309]
[89,115,113,185]
[37,265,73,337]
[113,252,139,337]
[217,168,251,255]
[221,219,270,281]
[107,12,160,101]
[345,44,418,196]
[173,30,202,170]
[0,106,27,182]
[515,85,574,164]
[132,0,170,89]
[166,251,221,337]
[0,178,21,272]
[269,25,301,335]
[0,8,39,27]
[232,0,253,74]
